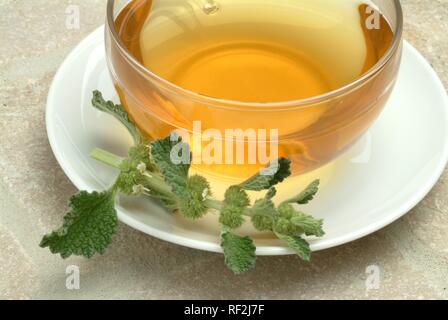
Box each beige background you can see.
[0,0,447,300]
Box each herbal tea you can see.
[109,0,397,183]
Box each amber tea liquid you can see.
[110,0,397,195]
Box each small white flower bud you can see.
[137,162,147,174]
[132,184,145,195]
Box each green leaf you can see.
[150,133,191,196]
[179,175,210,219]
[250,188,277,231]
[238,158,291,191]
[283,179,320,205]
[291,213,325,237]
[223,186,250,208]
[128,143,155,171]
[115,144,158,195]
[276,233,311,261]
[92,91,142,144]
[116,158,146,195]
[40,190,118,259]
[275,203,324,237]
[221,229,256,274]
[219,186,250,229]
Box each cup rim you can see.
[106,0,404,109]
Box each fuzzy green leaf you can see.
[40,190,118,259]
[150,133,191,196]
[275,203,324,237]
[128,143,155,171]
[291,213,325,237]
[283,179,320,205]
[239,158,291,191]
[116,158,146,195]
[115,144,157,195]
[276,233,311,261]
[92,91,142,144]
[179,175,210,219]
[221,229,256,274]
[250,188,277,231]
[224,186,250,208]
[219,186,250,229]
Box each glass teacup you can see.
[105,0,403,181]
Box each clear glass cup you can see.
[105,0,403,180]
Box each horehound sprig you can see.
[40,91,324,274]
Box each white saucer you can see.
[46,26,448,255]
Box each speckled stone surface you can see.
[0,0,447,300]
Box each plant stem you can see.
[143,175,174,198]
[90,148,124,169]
[205,199,223,211]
